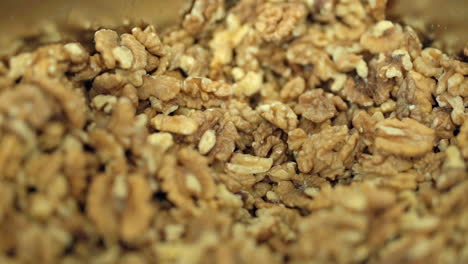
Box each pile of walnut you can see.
[0,0,467,263]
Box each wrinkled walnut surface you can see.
[0,0,467,263]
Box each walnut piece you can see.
[226,153,273,174]
[375,118,435,157]
[280,76,305,101]
[198,129,216,155]
[294,89,337,123]
[360,20,404,53]
[112,46,134,69]
[94,29,119,69]
[255,2,306,42]
[151,115,199,135]
[140,75,182,101]
[258,102,298,131]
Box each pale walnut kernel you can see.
[182,0,225,35]
[268,162,297,182]
[132,26,166,56]
[7,53,33,80]
[92,72,125,94]
[232,71,263,97]
[74,53,105,81]
[253,134,288,165]
[120,34,148,71]
[255,2,306,42]
[117,69,146,87]
[157,155,196,212]
[258,102,298,131]
[91,95,117,113]
[94,29,119,69]
[211,121,239,162]
[296,125,357,179]
[329,46,368,78]
[112,46,134,69]
[198,129,216,155]
[226,153,273,174]
[375,118,435,157]
[446,73,466,97]
[275,181,312,210]
[140,75,182,101]
[151,115,199,135]
[413,48,444,78]
[280,76,305,101]
[63,43,89,64]
[436,146,466,190]
[209,14,250,66]
[287,128,307,151]
[294,89,337,123]
[436,94,465,126]
[360,20,404,53]
[355,153,413,177]
[380,99,397,113]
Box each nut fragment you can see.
[375,118,435,157]
[226,153,273,174]
[280,76,305,101]
[95,29,119,69]
[198,129,216,155]
[360,20,404,53]
[63,43,88,64]
[255,2,306,42]
[141,75,182,101]
[151,115,199,135]
[112,46,134,69]
[121,33,148,70]
[258,102,298,131]
[294,89,337,123]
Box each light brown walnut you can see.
[375,118,435,157]
[255,2,306,42]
